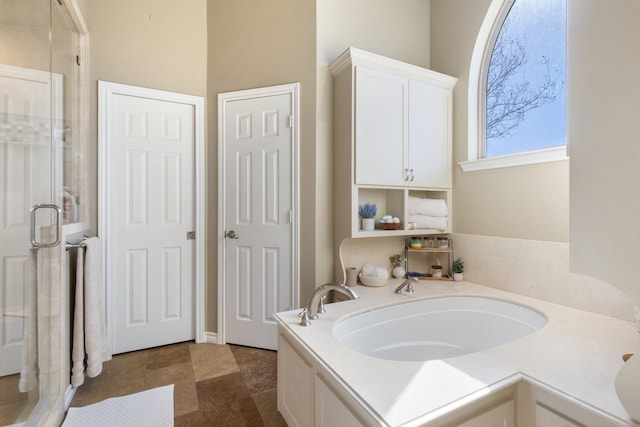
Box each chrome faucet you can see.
[394,276,418,294]
[299,283,358,326]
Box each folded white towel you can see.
[408,197,448,217]
[408,215,448,231]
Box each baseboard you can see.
[204,331,219,344]
[64,384,77,410]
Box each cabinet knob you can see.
[404,168,410,181]
[409,169,415,182]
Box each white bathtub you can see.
[333,296,548,361]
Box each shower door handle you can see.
[30,204,62,248]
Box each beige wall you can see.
[317,0,431,68]
[430,0,569,243]
[208,1,317,329]
[0,0,50,71]
[86,1,208,317]
[569,0,640,306]
[76,0,87,22]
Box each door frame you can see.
[217,83,300,345]
[98,81,206,348]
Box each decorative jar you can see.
[431,265,443,278]
[392,266,406,279]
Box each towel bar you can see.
[65,242,86,251]
[65,235,92,251]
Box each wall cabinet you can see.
[354,65,407,187]
[355,66,453,189]
[330,47,457,243]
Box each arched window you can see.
[462,0,567,171]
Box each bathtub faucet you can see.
[394,276,418,294]
[300,283,358,326]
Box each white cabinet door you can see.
[315,375,363,427]
[408,79,451,189]
[355,66,408,186]
[535,405,582,427]
[277,335,314,427]
[459,400,515,427]
[354,66,452,189]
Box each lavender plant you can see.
[358,203,377,219]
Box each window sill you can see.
[458,146,568,172]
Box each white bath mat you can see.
[62,384,174,427]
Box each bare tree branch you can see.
[486,20,559,140]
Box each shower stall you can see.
[0,0,88,425]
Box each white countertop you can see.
[275,280,640,426]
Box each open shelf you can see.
[351,187,452,237]
[405,236,454,281]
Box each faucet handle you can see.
[298,308,311,326]
[407,282,415,292]
[407,277,417,292]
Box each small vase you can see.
[392,266,406,279]
[362,218,375,231]
[453,272,463,282]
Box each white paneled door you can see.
[107,89,196,354]
[220,84,299,350]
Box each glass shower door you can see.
[0,0,61,424]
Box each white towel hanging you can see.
[71,237,111,387]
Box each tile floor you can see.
[0,374,33,426]
[69,342,287,426]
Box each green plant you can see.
[389,254,405,268]
[358,203,377,219]
[452,258,464,274]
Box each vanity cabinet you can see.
[516,379,621,427]
[315,375,363,427]
[459,400,515,427]
[278,335,314,427]
[277,322,626,427]
[278,331,376,427]
[535,405,581,427]
[330,47,457,241]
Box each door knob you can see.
[226,230,239,239]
